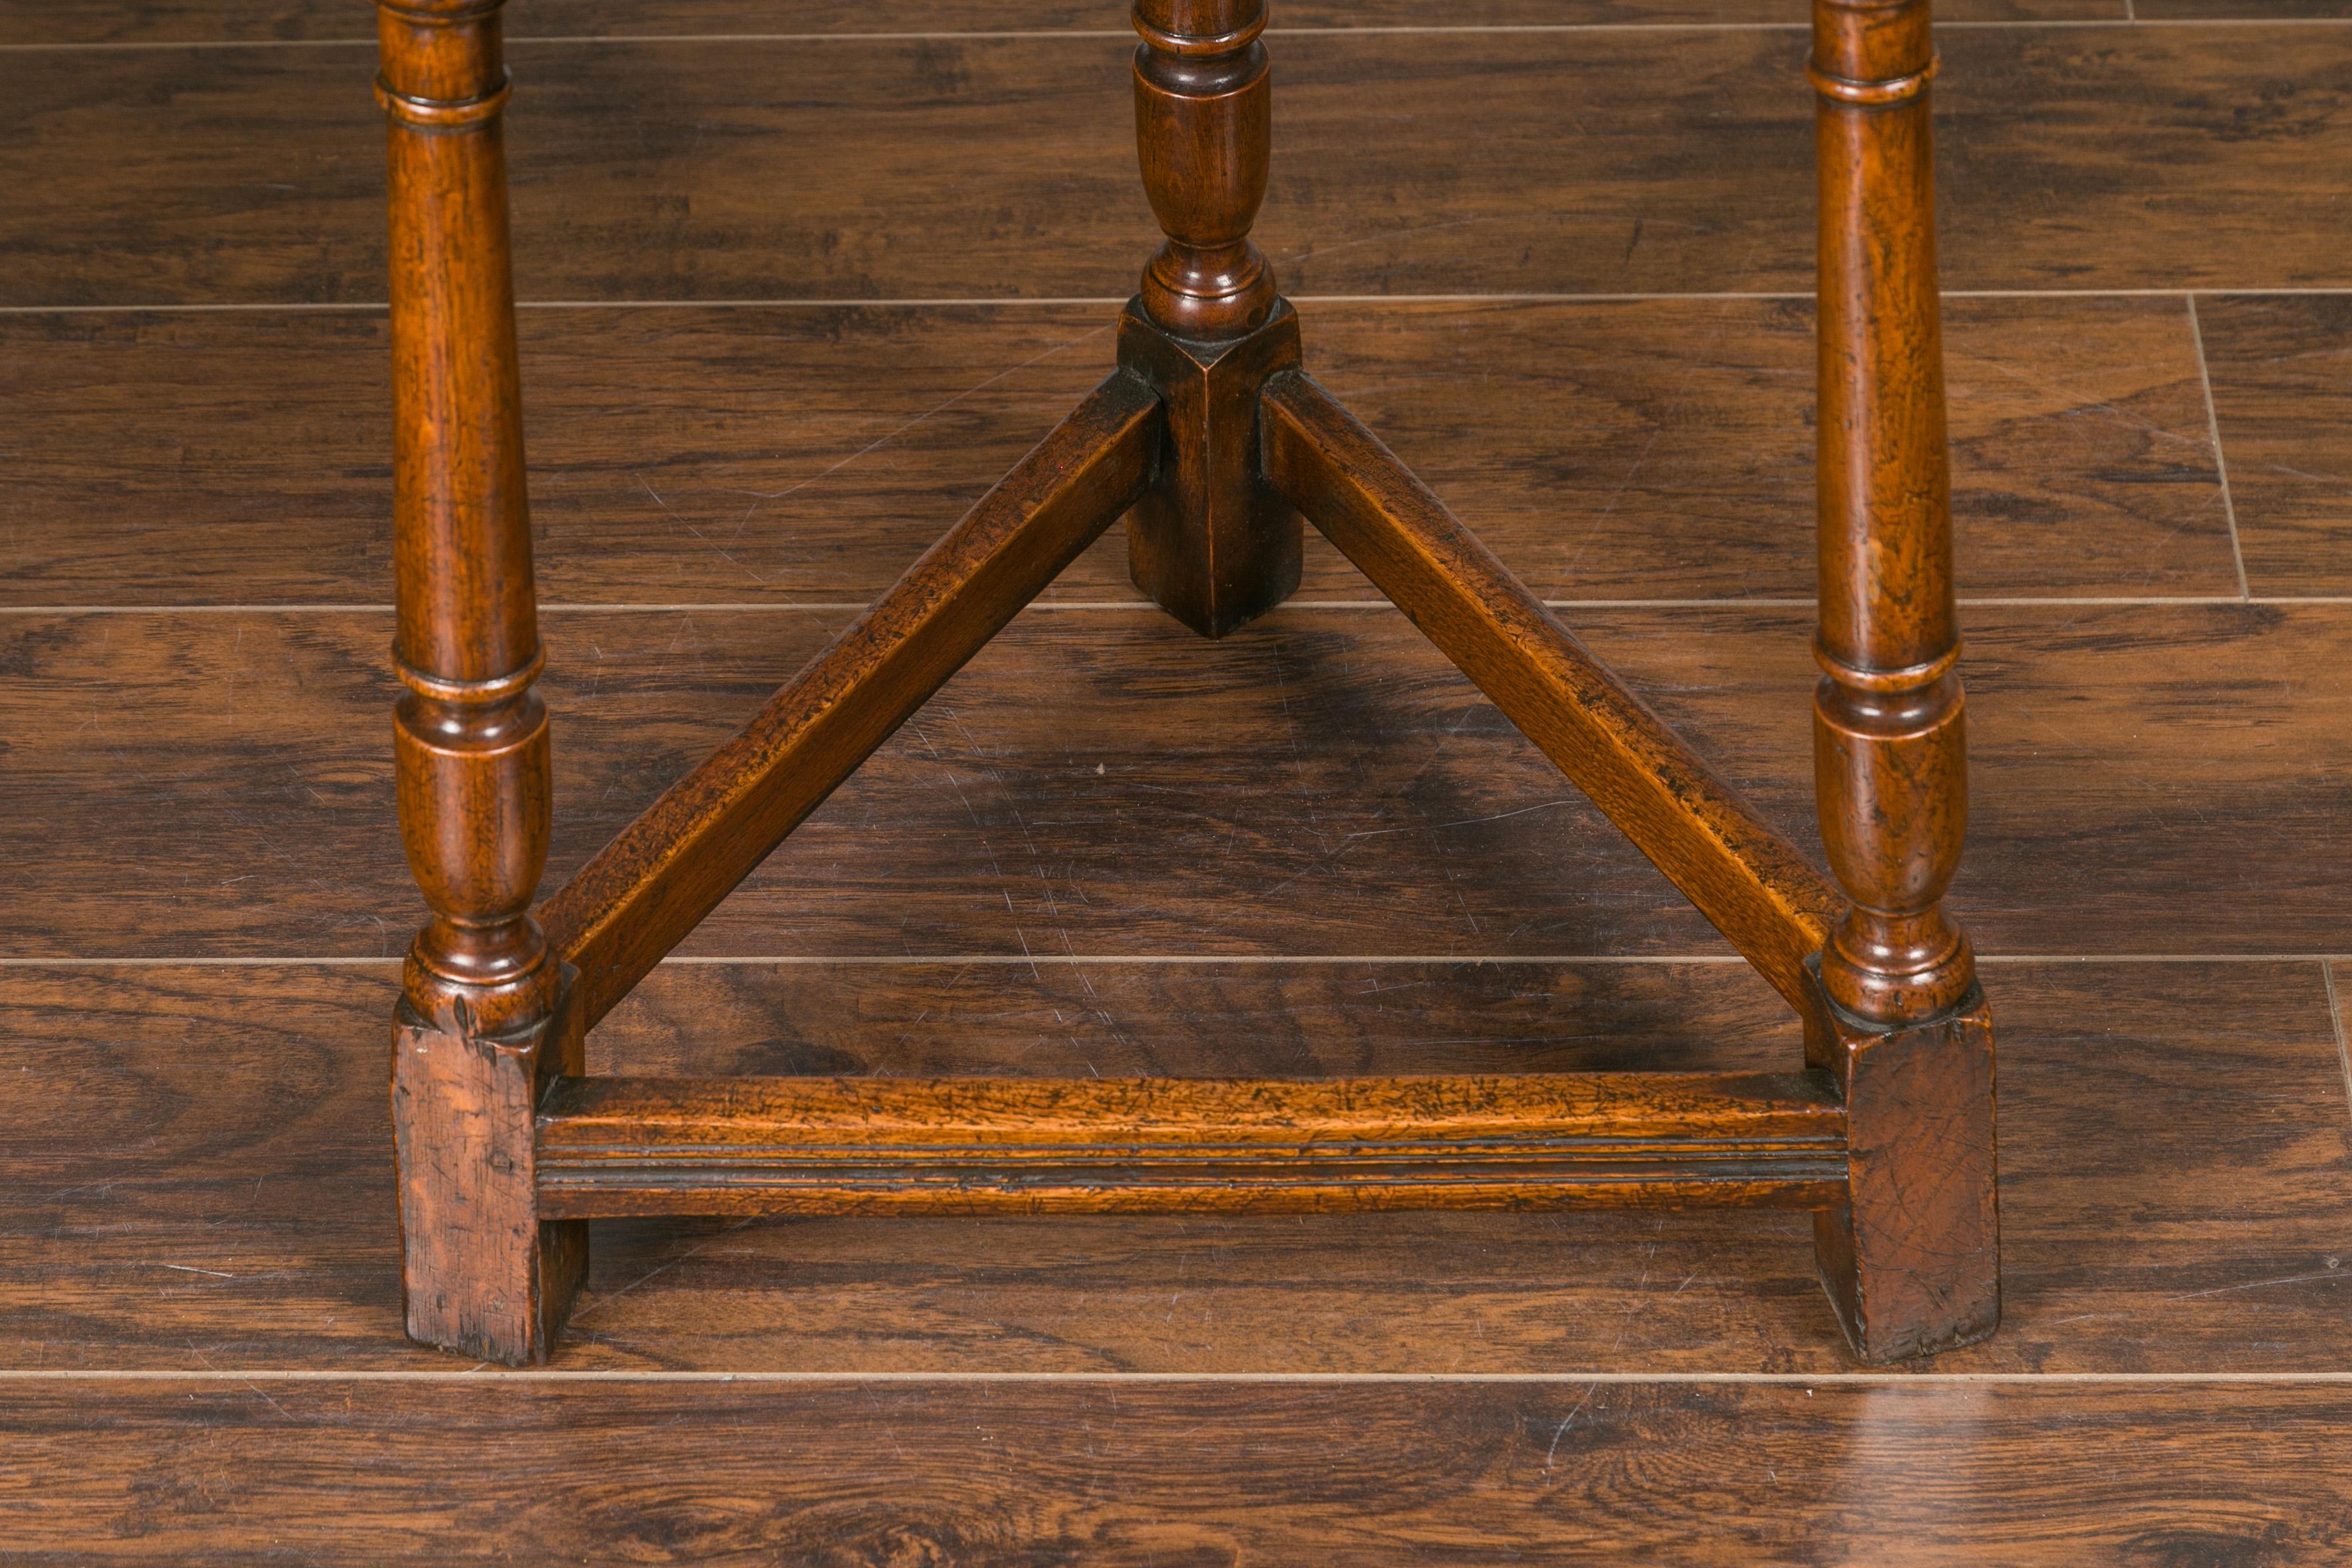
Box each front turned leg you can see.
[1807,0,1998,1362]
[378,0,583,1365]
[1119,0,1302,638]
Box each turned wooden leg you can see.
[378,0,583,1365]
[1120,0,1302,638]
[1806,0,1998,1361]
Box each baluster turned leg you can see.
[1806,0,1998,1361]
[1119,0,1303,637]
[378,0,583,1365]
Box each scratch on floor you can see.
[1543,1381,1603,1475]
[2164,1268,2346,1303]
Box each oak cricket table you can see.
[374,0,1998,1365]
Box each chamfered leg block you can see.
[1120,0,1302,638]
[1807,0,2000,1359]
[378,0,581,1363]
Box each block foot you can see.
[392,979,586,1365]
[1118,299,1303,638]
[1806,965,1999,1362]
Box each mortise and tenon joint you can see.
[375,0,1999,1367]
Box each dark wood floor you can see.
[6,0,2352,1561]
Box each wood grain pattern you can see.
[1807,0,1978,1023]
[533,1070,1849,1216]
[0,0,2128,48]
[7,29,2350,305]
[377,0,564,1040]
[5,960,2345,1373]
[2192,293,2352,597]
[3,603,2347,959]
[7,1378,2352,1564]
[0,296,2236,606]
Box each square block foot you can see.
[392,982,587,1365]
[1806,967,2000,1362]
[1118,298,1303,638]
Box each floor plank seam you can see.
[7,1370,2352,1385]
[2323,965,2352,1126]
[2184,295,2253,602]
[3,954,2345,967]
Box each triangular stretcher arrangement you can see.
[377,0,2000,1367]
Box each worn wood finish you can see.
[536,372,1159,1031]
[11,1378,2352,1564]
[375,0,585,1361]
[1806,974,2001,1359]
[13,30,2352,307]
[533,1071,1849,1216]
[390,987,586,1363]
[1261,375,1843,1014]
[0,296,2237,609]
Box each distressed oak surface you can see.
[9,29,2352,304]
[532,1069,1851,1216]
[8,0,2352,1555]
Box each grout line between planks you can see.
[2,1369,2351,1384]
[2325,964,2352,1127]
[3,954,2347,968]
[2184,295,2253,600]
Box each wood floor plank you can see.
[1,603,2346,958]
[0,296,2236,606]
[2191,293,2352,597]
[4,959,2347,1372]
[0,0,2124,48]
[5,1377,2351,1563]
[6,29,2349,305]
